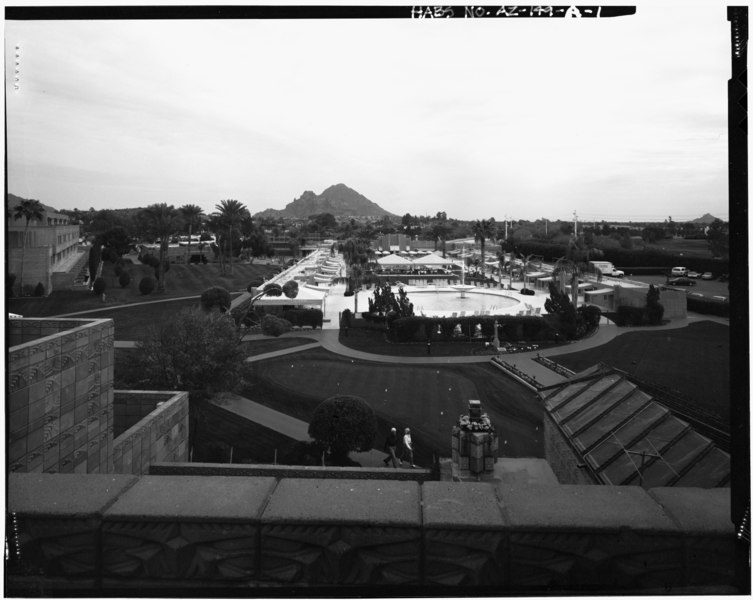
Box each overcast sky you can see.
[5,1,731,222]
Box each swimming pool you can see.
[399,288,520,317]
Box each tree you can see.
[139,276,156,295]
[98,227,132,260]
[472,218,497,276]
[706,219,729,258]
[339,238,370,312]
[544,281,579,340]
[13,198,45,294]
[646,284,664,325]
[215,199,249,274]
[308,395,377,464]
[126,307,246,459]
[180,204,205,260]
[140,203,180,292]
[200,286,232,312]
[234,281,299,327]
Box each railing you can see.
[490,357,544,391]
[534,355,576,377]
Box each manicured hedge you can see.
[281,308,324,329]
[388,315,558,343]
[686,295,730,317]
[614,305,648,326]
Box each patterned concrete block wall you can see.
[112,391,189,476]
[8,319,115,474]
[6,474,737,594]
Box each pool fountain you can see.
[451,244,476,299]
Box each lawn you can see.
[242,348,543,466]
[553,320,730,421]
[7,261,277,318]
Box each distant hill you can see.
[254,184,395,219]
[689,213,721,225]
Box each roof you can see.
[254,285,328,307]
[413,253,455,265]
[539,364,730,488]
[377,253,413,266]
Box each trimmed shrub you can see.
[282,309,323,329]
[33,282,45,297]
[307,395,377,460]
[200,286,232,313]
[578,304,602,330]
[341,309,352,328]
[118,271,131,288]
[615,305,647,326]
[260,314,292,337]
[92,277,107,295]
[389,315,557,343]
[139,276,156,295]
[686,295,730,317]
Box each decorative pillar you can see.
[451,400,499,480]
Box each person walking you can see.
[383,427,399,468]
[399,427,415,467]
[426,339,431,355]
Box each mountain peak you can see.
[254,185,395,219]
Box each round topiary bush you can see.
[118,271,131,288]
[200,286,231,313]
[33,282,45,297]
[139,276,156,295]
[92,277,107,295]
[307,395,377,461]
[260,314,291,337]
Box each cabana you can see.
[377,253,414,270]
[413,253,455,266]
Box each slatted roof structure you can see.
[539,364,730,488]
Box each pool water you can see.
[396,289,520,317]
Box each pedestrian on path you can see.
[426,340,431,355]
[383,427,398,468]
[399,427,415,467]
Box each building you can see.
[7,196,84,294]
[8,317,188,476]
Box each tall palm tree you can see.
[552,241,600,308]
[13,199,45,294]
[140,203,180,292]
[472,218,497,277]
[215,199,248,274]
[180,204,204,261]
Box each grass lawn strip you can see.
[553,320,729,421]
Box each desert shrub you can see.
[92,277,107,295]
[140,253,159,268]
[201,286,232,313]
[118,271,131,288]
[281,308,323,329]
[307,395,377,461]
[260,314,291,337]
[33,282,45,297]
[139,276,156,295]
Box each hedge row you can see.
[388,315,558,343]
[281,309,323,329]
[686,295,730,317]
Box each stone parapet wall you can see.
[9,319,115,474]
[149,462,434,481]
[112,391,189,475]
[7,473,736,594]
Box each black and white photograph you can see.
[4,1,748,595]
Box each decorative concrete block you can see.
[101,476,276,587]
[260,479,421,585]
[7,473,136,591]
[501,484,683,590]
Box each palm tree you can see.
[140,203,180,292]
[215,199,248,274]
[472,218,497,277]
[552,241,600,308]
[180,204,204,262]
[13,199,45,294]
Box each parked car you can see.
[671,266,688,277]
[687,271,700,278]
[701,272,715,280]
[667,277,697,286]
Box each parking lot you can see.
[624,274,730,301]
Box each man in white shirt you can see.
[400,427,415,467]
